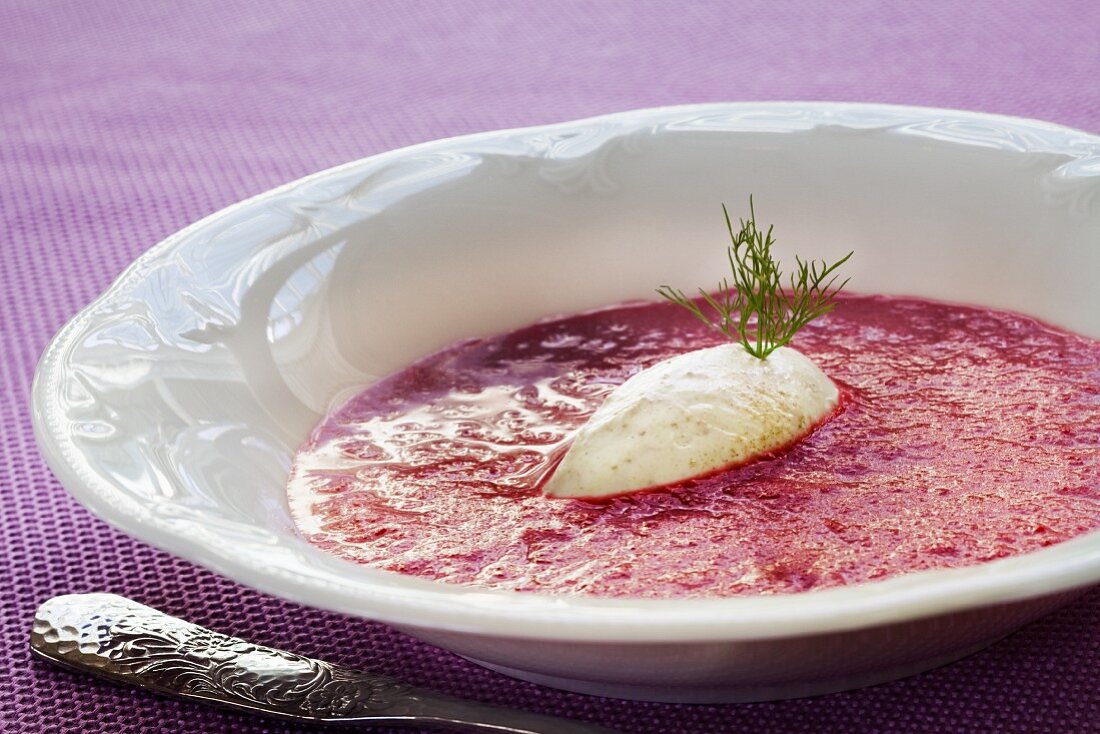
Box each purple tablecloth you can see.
[3,2,1099,732]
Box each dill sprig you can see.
[657,197,853,360]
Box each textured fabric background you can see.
[3,1,1099,732]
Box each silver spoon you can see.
[31,593,621,733]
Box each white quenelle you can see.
[542,344,838,499]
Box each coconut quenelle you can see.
[287,203,1100,598]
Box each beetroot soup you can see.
[287,295,1100,598]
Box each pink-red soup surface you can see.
[287,295,1100,598]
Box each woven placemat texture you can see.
[3,1,1099,732]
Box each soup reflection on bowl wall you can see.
[33,103,1100,702]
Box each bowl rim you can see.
[32,101,1100,643]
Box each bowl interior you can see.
[34,103,1100,639]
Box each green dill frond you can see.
[657,197,852,360]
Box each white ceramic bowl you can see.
[33,103,1100,703]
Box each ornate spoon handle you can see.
[31,593,619,733]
